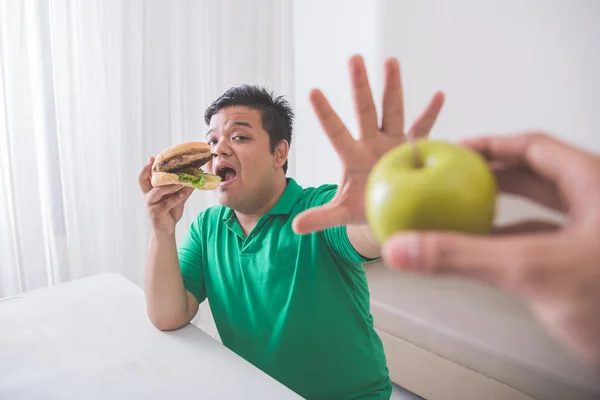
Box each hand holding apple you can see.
[381,133,600,366]
[366,139,498,244]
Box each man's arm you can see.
[139,157,200,331]
[144,230,199,331]
[347,224,381,260]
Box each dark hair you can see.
[204,85,294,173]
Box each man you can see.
[382,133,600,366]
[138,54,444,399]
[292,56,600,367]
[293,56,600,367]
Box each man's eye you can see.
[207,139,216,146]
[233,136,248,141]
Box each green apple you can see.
[365,139,497,244]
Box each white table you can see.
[0,273,302,399]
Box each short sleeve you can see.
[308,185,380,263]
[178,216,207,304]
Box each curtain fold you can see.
[0,0,295,297]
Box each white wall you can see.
[292,0,380,188]
[293,0,600,223]
[377,0,600,150]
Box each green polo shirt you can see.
[178,178,391,399]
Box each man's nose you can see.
[213,138,232,155]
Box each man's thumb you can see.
[381,232,520,285]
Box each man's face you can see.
[205,106,279,212]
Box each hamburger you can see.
[151,142,221,190]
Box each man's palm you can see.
[292,55,445,234]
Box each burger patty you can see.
[154,152,212,172]
[172,167,205,177]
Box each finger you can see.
[292,204,351,235]
[381,57,404,135]
[310,89,357,164]
[171,187,194,213]
[462,133,600,216]
[381,231,561,292]
[492,220,562,235]
[146,184,185,206]
[349,54,378,138]
[171,189,194,221]
[181,186,194,199]
[150,188,189,214]
[138,157,155,194]
[407,91,445,140]
[493,164,565,212]
[461,133,592,186]
[173,186,194,204]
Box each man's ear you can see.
[274,140,289,169]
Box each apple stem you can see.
[408,132,423,168]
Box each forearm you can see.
[144,230,195,330]
[347,224,381,260]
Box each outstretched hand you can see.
[292,55,444,234]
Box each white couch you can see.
[365,261,600,400]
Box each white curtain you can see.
[0,0,295,298]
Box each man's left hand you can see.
[292,55,445,234]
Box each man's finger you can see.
[309,89,357,164]
[292,204,351,235]
[407,91,445,140]
[146,184,185,206]
[148,190,186,217]
[461,133,599,217]
[492,220,563,235]
[170,187,195,219]
[381,231,560,291]
[493,164,565,212]
[461,133,589,188]
[181,186,194,200]
[171,186,194,206]
[160,188,190,212]
[348,55,378,139]
[380,57,404,136]
[138,157,155,194]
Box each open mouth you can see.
[216,167,238,185]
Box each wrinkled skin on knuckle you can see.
[419,234,455,274]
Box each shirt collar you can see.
[266,178,303,216]
[221,178,303,222]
